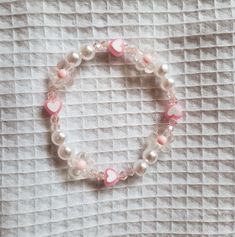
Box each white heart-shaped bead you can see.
[166,104,182,120]
[44,98,62,115]
[104,168,119,186]
[112,39,123,52]
[108,39,124,57]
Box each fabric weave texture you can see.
[0,0,235,236]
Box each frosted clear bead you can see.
[144,63,155,74]
[119,171,128,180]
[143,148,158,164]
[57,58,67,69]
[145,133,157,145]
[161,78,174,91]
[58,144,73,160]
[134,51,144,62]
[51,123,59,132]
[124,45,138,62]
[133,160,148,176]
[51,131,65,145]
[81,45,95,61]
[168,134,175,143]
[162,128,172,138]
[161,144,171,153]
[68,167,87,180]
[126,167,135,176]
[135,61,145,71]
[49,71,66,88]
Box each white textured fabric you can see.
[1,0,235,236]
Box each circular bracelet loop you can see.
[44,39,183,187]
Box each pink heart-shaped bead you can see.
[44,98,62,115]
[165,103,183,120]
[104,168,119,187]
[108,39,125,57]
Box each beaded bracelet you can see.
[44,39,183,187]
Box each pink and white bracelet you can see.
[44,39,183,187]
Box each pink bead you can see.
[57,69,67,79]
[75,159,87,170]
[108,39,125,57]
[104,168,119,187]
[165,103,183,120]
[44,98,62,115]
[143,54,152,64]
[157,135,168,145]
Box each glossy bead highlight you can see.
[51,130,66,146]
[143,149,158,165]
[58,144,73,160]
[134,160,148,176]
[81,45,95,61]
[161,78,174,91]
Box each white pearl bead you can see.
[58,144,73,160]
[160,64,168,74]
[154,64,168,78]
[143,148,158,165]
[67,52,82,67]
[51,131,66,146]
[133,160,148,176]
[80,45,95,61]
[161,78,174,91]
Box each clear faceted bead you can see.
[119,171,128,180]
[135,60,146,71]
[134,50,144,62]
[68,167,87,180]
[144,63,155,74]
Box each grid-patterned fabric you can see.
[1,0,235,236]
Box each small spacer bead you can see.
[119,171,128,181]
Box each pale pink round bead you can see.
[143,54,152,64]
[57,69,67,79]
[157,135,168,145]
[75,159,87,170]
